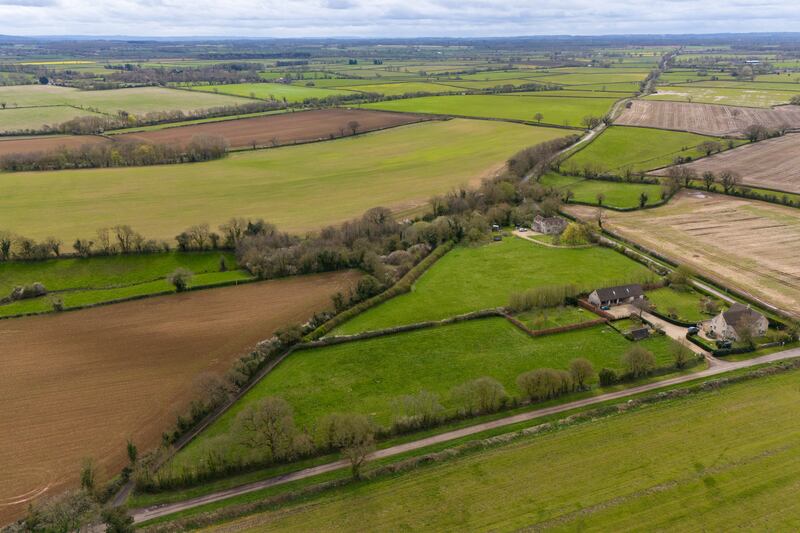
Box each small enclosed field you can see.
[211,368,800,532]
[334,237,652,334]
[563,126,733,173]
[0,106,106,133]
[0,270,359,525]
[645,287,725,323]
[615,99,800,137]
[568,191,800,317]
[171,317,678,469]
[653,133,800,194]
[115,108,427,149]
[648,84,798,107]
[0,119,566,242]
[360,94,621,127]
[538,173,664,208]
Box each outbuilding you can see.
[588,284,645,308]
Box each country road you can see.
[131,345,800,524]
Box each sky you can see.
[1,0,800,38]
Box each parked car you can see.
[600,305,611,311]
[687,326,699,335]
[493,235,502,242]
[519,227,528,233]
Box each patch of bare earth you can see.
[0,271,359,525]
[567,191,800,317]
[115,109,428,149]
[615,100,800,137]
[653,133,800,194]
[0,135,109,157]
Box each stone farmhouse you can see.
[532,215,567,235]
[704,303,768,341]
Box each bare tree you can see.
[113,225,137,254]
[622,345,656,377]
[347,120,361,135]
[702,171,716,191]
[316,413,375,478]
[698,140,722,156]
[234,397,299,462]
[719,170,740,194]
[533,112,544,123]
[569,358,595,390]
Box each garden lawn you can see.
[514,305,595,330]
[214,368,800,532]
[334,237,652,334]
[539,172,663,208]
[359,94,619,127]
[564,126,736,173]
[171,317,678,469]
[646,287,724,323]
[0,119,567,242]
[189,83,355,103]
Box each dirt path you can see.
[130,346,800,524]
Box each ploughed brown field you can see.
[567,191,800,317]
[0,271,358,525]
[653,133,800,194]
[615,100,800,137]
[116,108,427,149]
[0,134,109,157]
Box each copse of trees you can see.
[507,135,580,179]
[0,135,228,172]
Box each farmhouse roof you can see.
[722,302,764,325]
[593,284,644,301]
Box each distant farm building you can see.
[588,284,645,308]
[704,303,768,341]
[532,215,567,235]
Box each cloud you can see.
[0,0,799,37]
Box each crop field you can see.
[647,85,797,107]
[337,82,461,95]
[116,108,427,149]
[615,99,800,137]
[172,317,678,469]
[564,126,732,173]
[210,368,800,532]
[0,270,359,524]
[0,134,109,156]
[0,119,566,241]
[334,237,652,334]
[0,85,251,116]
[568,191,800,317]
[0,106,105,133]
[359,94,621,126]
[538,173,664,208]
[189,83,355,102]
[654,133,800,194]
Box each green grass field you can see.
[646,287,724,323]
[0,85,250,116]
[0,105,105,132]
[339,82,461,95]
[189,83,355,102]
[334,237,652,334]
[172,317,678,469]
[514,305,595,330]
[359,94,620,127]
[539,173,664,208]
[214,368,800,532]
[0,251,248,317]
[564,126,735,173]
[0,119,567,242]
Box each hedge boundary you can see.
[306,241,455,340]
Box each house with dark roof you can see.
[588,284,645,308]
[704,303,768,341]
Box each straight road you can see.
[131,346,800,524]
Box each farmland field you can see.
[171,317,678,469]
[647,85,798,107]
[0,119,567,241]
[115,108,427,150]
[538,173,664,208]
[338,82,461,95]
[333,237,652,334]
[653,133,800,194]
[0,134,109,156]
[0,85,251,116]
[0,270,359,524]
[567,191,800,317]
[359,94,621,126]
[0,106,106,133]
[189,83,354,102]
[564,126,732,173]
[615,99,800,136]
[208,368,800,532]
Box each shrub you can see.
[598,367,617,386]
[451,376,508,416]
[621,345,656,378]
[167,268,193,292]
[569,358,595,390]
[516,368,573,401]
[391,390,445,432]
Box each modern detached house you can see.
[588,284,645,308]
[705,303,768,341]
